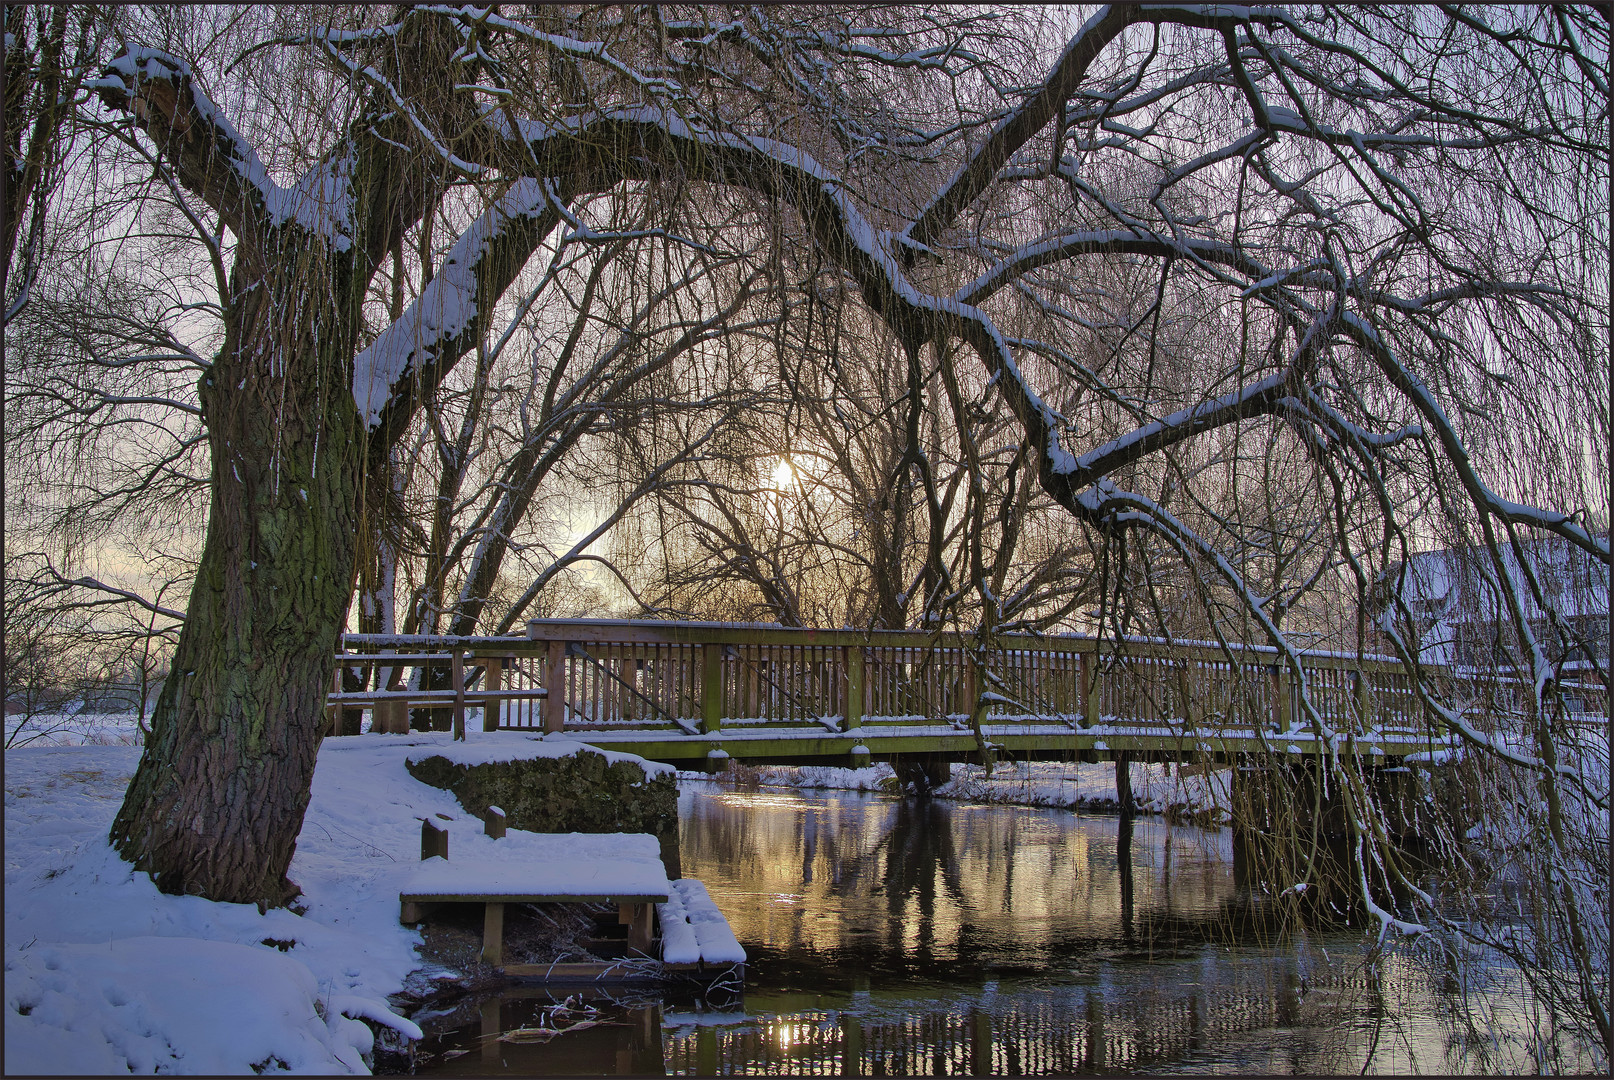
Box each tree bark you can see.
[109,239,363,905]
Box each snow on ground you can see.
[674,761,899,792]
[5,711,146,748]
[938,759,1233,823]
[4,728,666,1074]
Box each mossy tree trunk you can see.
[109,236,365,905]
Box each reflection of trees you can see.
[873,797,966,960]
[1118,813,1135,944]
[679,786,1252,975]
[680,793,759,872]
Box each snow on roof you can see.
[1388,536,1610,621]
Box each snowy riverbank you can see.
[3,729,667,1074]
[678,758,1234,824]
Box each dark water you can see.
[402,782,1549,1075]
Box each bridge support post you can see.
[1229,755,1442,921]
[451,648,466,741]
[1114,751,1134,816]
[897,755,951,794]
[1232,757,1349,905]
[1269,665,1289,731]
[482,656,502,732]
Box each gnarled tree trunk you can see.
[109,240,363,905]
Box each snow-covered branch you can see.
[351,179,565,432]
[94,47,358,252]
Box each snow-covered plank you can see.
[670,879,746,965]
[657,889,702,965]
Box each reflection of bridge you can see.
[661,965,1355,1076]
[328,619,1476,769]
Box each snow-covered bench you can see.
[398,831,670,966]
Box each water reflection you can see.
[679,783,1236,981]
[400,783,1563,1075]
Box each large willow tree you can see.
[13,3,1606,1060]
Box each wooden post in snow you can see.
[483,805,506,839]
[420,818,448,861]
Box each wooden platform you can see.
[398,832,671,969]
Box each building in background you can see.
[1372,534,1608,715]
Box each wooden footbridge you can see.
[325,618,1493,768]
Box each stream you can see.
[399,779,1554,1075]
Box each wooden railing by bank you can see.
[313,619,1539,764]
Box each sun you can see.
[769,456,799,492]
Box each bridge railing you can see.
[323,620,1449,740]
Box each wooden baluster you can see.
[616,647,629,723]
[661,645,674,726]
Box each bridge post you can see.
[1231,755,1381,920]
[543,640,566,733]
[482,655,503,732]
[701,644,724,735]
[843,645,864,731]
[1268,664,1289,731]
[451,647,466,741]
[1114,751,1133,816]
